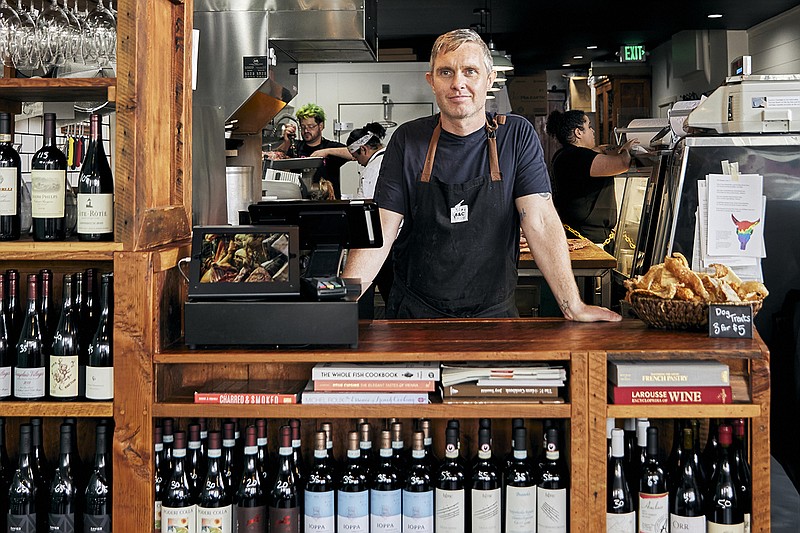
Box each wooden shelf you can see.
[0,401,113,417]
[0,77,116,103]
[607,403,761,419]
[152,401,571,419]
[0,239,122,261]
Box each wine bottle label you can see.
[536,486,568,533]
[305,490,335,533]
[48,512,75,532]
[607,511,636,533]
[236,505,266,533]
[638,492,668,533]
[434,488,465,533]
[471,488,501,533]
[707,521,745,533]
[0,167,18,215]
[8,513,37,533]
[154,500,162,532]
[14,366,46,398]
[337,490,369,532]
[77,193,113,234]
[84,513,112,533]
[31,169,66,218]
[0,365,11,397]
[402,490,433,533]
[269,506,300,533]
[86,365,114,400]
[669,513,705,532]
[744,513,751,533]
[161,504,197,533]
[197,504,233,533]
[370,488,401,533]
[49,354,79,397]
[505,485,537,533]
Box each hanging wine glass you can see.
[35,0,70,73]
[84,0,115,69]
[11,0,38,71]
[0,0,21,68]
[59,0,81,64]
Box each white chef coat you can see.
[357,147,386,199]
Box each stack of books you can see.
[608,360,733,404]
[301,362,439,404]
[440,363,566,404]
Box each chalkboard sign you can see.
[708,304,754,338]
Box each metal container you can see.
[225,166,256,225]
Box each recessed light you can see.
[586,45,598,50]
[562,63,571,67]
[573,55,583,60]
[708,13,723,18]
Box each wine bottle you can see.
[320,422,339,475]
[290,419,305,488]
[197,431,234,533]
[0,416,11,486]
[504,418,526,470]
[607,428,635,533]
[161,418,175,474]
[48,423,79,532]
[71,272,87,399]
[0,274,12,400]
[666,418,687,491]
[731,419,752,533]
[606,417,615,459]
[64,418,88,495]
[8,424,37,533]
[187,423,205,501]
[256,419,270,488]
[38,269,56,350]
[705,424,744,532]
[237,426,267,533]
[537,427,569,533]
[504,425,537,533]
[305,430,336,533]
[391,422,407,471]
[435,423,466,533]
[702,418,720,480]
[638,426,668,533]
[269,425,301,533]
[154,426,165,533]
[371,429,402,533]
[49,274,80,401]
[337,431,369,533]
[630,418,649,500]
[14,274,47,400]
[689,419,708,489]
[86,272,113,400]
[30,417,51,491]
[471,425,501,533]
[0,112,23,240]
[162,431,197,533]
[84,423,113,533]
[622,418,636,468]
[669,427,705,533]
[5,270,22,355]
[418,419,437,470]
[221,421,237,495]
[31,113,67,241]
[82,268,100,341]
[77,113,114,241]
[402,431,434,533]
[358,422,375,476]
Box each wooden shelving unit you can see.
[0,401,114,417]
[0,239,123,261]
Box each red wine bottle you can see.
[0,416,11,486]
[289,419,305,487]
[236,425,266,532]
[221,421,238,495]
[537,427,569,532]
[77,113,114,241]
[337,430,369,533]
[30,417,51,518]
[391,421,407,471]
[705,424,744,531]
[197,431,233,533]
[14,274,47,400]
[0,112,22,240]
[607,428,635,533]
[0,274,12,400]
[162,430,197,533]
[305,430,336,533]
[37,269,55,350]
[471,425,501,533]
[153,426,165,533]
[731,419,752,532]
[505,425,537,533]
[435,422,466,533]
[370,429,402,533]
[81,267,100,356]
[630,418,649,501]
[320,422,339,474]
[358,422,375,476]
[268,425,300,533]
[49,274,80,401]
[638,426,668,533]
[8,424,37,533]
[31,113,67,241]
[161,418,175,474]
[187,423,205,501]
[403,431,434,533]
[84,422,112,533]
[669,427,705,532]
[48,423,80,532]
[665,418,686,489]
[419,418,437,470]
[86,272,113,400]
[255,419,270,488]
[5,269,22,350]
[702,418,720,479]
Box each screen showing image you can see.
[199,232,290,283]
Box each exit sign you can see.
[620,45,646,62]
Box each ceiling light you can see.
[562,63,571,67]
[494,73,507,82]
[490,47,514,72]
[487,82,502,92]
[486,93,496,100]
[586,45,598,50]
[708,13,723,18]
[573,55,583,60]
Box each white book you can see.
[311,362,440,381]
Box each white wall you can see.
[748,4,800,74]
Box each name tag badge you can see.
[450,200,468,224]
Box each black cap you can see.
[513,427,527,451]
[0,112,11,135]
[18,424,32,454]
[646,426,659,457]
[478,427,491,446]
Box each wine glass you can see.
[84,0,115,69]
[0,0,21,68]
[60,0,81,64]
[11,0,39,70]
[35,0,70,72]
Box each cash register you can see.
[183,200,382,348]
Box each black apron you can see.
[386,116,519,319]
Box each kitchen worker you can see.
[545,109,637,249]
[279,102,348,198]
[342,28,620,322]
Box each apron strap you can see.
[420,121,442,183]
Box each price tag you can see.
[708,304,753,338]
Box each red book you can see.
[609,385,733,405]
[312,379,436,392]
[194,391,299,404]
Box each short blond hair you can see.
[429,29,493,74]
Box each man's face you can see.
[425,42,495,124]
[299,117,323,145]
[352,146,370,166]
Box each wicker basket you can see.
[628,293,763,331]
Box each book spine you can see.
[312,366,440,381]
[301,392,429,405]
[609,362,729,386]
[609,386,733,405]
[443,384,559,398]
[313,380,435,392]
[194,392,298,404]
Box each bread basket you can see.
[628,293,763,331]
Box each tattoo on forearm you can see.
[537,192,552,200]
[559,300,570,312]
